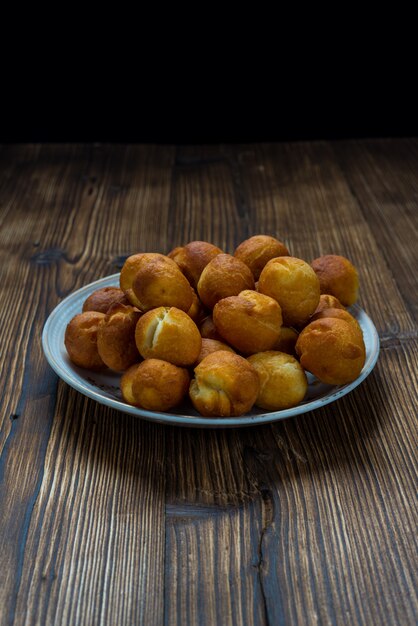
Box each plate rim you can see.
[42,274,380,428]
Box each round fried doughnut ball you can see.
[168,241,223,289]
[132,255,194,312]
[187,289,206,324]
[135,306,201,366]
[119,363,139,405]
[199,316,222,340]
[309,307,362,332]
[189,351,259,417]
[82,287,130,313]
[97,303,141,371]
[121,360,190,411]
[234,235,289,280]
[258,256,320,326]
[213,290,282,354]
[64,311,106,370]
[313,294,345,316]
[195,338,236,365]
[247,351,308,410]
[295,317,366,385]
[120,253,178,308]
[197,253,255,310]
[311,254,359,306]
[272,327,299,357]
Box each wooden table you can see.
[1,141,417,626]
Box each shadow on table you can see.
[63,364,385,513]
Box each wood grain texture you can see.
[0,142,417,626]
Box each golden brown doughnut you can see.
[132,255,194,312]
[135,306,201,366]
[187,289,206,324]
[189,351,259,417]
[120,253,178,308]
[64,311,106,370]
[119,363,140,405]
[311,254,359,306]
[199,315,222,340]
[309,307,362,333]
[82,287,130,313]
[272,327,299,357]
[258,256,320,326]
[168,241,223,289]
[247,351,308,410]
[313,294,345,316]
[295,317,366,385]
[195,338,235,364]
[234,235,289,280]
[213,290,282,354]
[121,359,190,411]
[197,253,255,309]
[97,303,141,371]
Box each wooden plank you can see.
[14,392,166,626]
[164,427,271,626]
[0,145,174,625]
[168,147,247,253]
[235,141,416,337]
[332,138,418,320]
[265,338,418,626]
[164,340,418,626]
[164,152,266,625]
[163,143,417,625]
[1,142,417,626]
[230,141,417,624]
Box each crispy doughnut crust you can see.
[311,255,359,306]
[97,303,141,371]
[312,294,345,316]
[295,317,366,385]
[272,327,299,357]
[120,253,178,308]
[64,311,107,370]
[247,351,308,410]
[121,359,190,411]
[189,351,259,417]
[195,338,235,365]
[187,289,207,324]
[197,254,255,309]
[309,307,362,332]
[135,306,201,366]
[168,241,223,289]
[213,290,282,354]
[199,316,223,340]
[258,256,320,326]
[120,363,141,404]
[132,256,194,312]
[82,287,130,313]
[234,235,289,280]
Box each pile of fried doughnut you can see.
[64,235,366,417]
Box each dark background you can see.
[4,86,416,143]
[2,34,416,144]
[4,93,416,143]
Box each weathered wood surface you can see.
[0,141,417,626]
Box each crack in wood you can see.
[242,446,277,625]
[255,487,275,626]
[30,248,66,265]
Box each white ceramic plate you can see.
[42,274,380,428]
